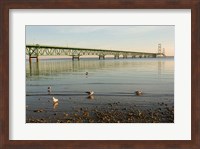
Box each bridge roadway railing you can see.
[26,45,160,62]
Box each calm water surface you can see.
[26,57,174,121]
[26,58,174,94]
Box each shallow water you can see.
[26,57,174,123]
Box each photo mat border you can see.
[11,9,188,140]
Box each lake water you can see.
[26,57,174,123]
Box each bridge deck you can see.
[26,45,165,62]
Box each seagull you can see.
[135,90,142,96]
[53,97,58,104]
[85,91,94,96]
[48,86,51,93]
[85,72,88,75]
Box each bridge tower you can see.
[157,43,166,57]
[158,43,162,54]
[163,48,165,55]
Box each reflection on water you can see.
[53,103,58,109]
[26,58,171,76]
[29,61,39,76]
[26,58,174,95]
[158,61,165,78]
[87,95,94,100]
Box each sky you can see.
[26,26,175,56]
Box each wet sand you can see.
[26,94,174,123]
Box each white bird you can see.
[52,97,58,104]
[85,91,94,96]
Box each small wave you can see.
[26,92,173,97]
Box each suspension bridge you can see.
[26,44,166,62]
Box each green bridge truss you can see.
[26,44,165,61]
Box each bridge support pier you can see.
[72,55,80,61]
[152,54,157,58]
[114,55,119,59]
[29,56,39,63]
[123,55,127,59]
[132,56,136,58]
[99,55,105,60]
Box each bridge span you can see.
[26,44,165,62]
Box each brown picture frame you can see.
[0,0,200,149]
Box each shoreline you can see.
[26,97,174,123]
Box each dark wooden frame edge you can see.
[0,0,199,149]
